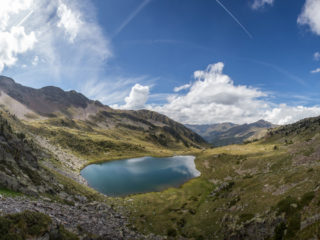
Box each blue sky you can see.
[1,0,320,124]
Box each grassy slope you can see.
[122,121,320,239]
[11,111,320,239]
[25,117,198,166]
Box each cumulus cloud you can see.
[298,0,320,35]
[0,26,36,72]
[136,62,320,125]
[251,0,274,9]
[314,51,320,60]
[152,62,267,124]
[174,83,191,92]
[311,68,320,73]
[115,84,150,110]
[265,104,320,125]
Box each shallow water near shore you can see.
[80,155,200,196]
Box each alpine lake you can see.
[80,155,200,196]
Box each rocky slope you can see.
[186,120,274,146]
[0,76,104,117]
[0,107,164,239]
[2,75,320,239]
[0,76,206,149]
[0,195,162,239]
[0,76,206,239]
[0,110,58,196]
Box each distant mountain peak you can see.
[250,119,273,128]
[187,119,275,146]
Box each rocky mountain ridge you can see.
[186,119,275,146]
[0,76,206,149]
[1,75,320,239]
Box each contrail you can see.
[112,0,151,38]
[17,10,34,27]
[216,0,253,39]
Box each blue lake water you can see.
[80,155,200,196]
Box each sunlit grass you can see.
[21,115,320,239]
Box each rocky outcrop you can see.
[0,113,60,196]
[0,195,163,239]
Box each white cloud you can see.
[314,51,320,60]
[123,62,320,125]
[0,0,33,31]
[265,104,320,125]
[0,1,37,72]
[81,75,151,106]
[298,0,320,35]
[174,83,191,92]
[57,1,82,43]
[251,0,274,9]
[152,62,268,124]
[311,68,320,73]
[0,26,36,72]
[0,0,112,95]
[114,84,150,110]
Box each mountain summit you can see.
[0,76,206,149]
[0,76,105,118]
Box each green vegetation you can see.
[25,117,199,166]
[0,210,77,240]
[50,225,79,240]
[25,113,320,239]
[121,128,320,239]
[273,222,286,240]
[2,96,320,239]
[0,187,23,197]
[0,211,51,239]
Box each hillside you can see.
[0,76,206,239]
[0,76,206,156]
[186,120,275,146]
[125,115,320,239]
[1,75,320,239]
[0,110,57,196]
[0,109,152,239]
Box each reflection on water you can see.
[81,155,200,196]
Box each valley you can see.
[1,1,320,239]
[0,77,319,239]
[186,120,275,147]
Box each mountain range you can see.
[0,76,320,240]
[0,76,205,150]
[186,119,275,146]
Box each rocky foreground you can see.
[0,195,163,239]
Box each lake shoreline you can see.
[81,155,200,197]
